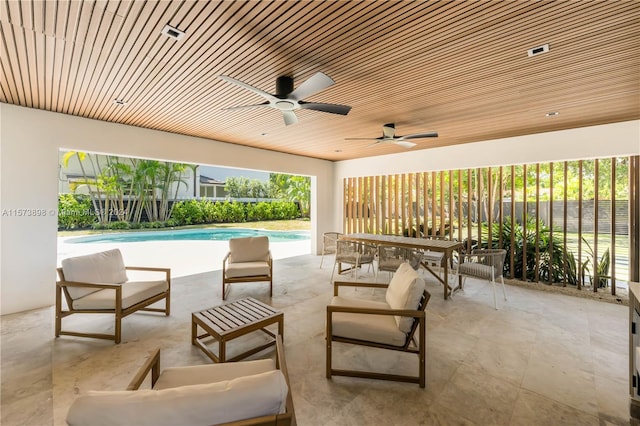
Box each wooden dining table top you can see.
[340,233,461,252]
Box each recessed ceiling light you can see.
[545,111,559,117]
[261,132,268,136]
[161,24,185,41]
[113,99,127,106]
[527,43,550,57]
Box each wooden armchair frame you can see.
[222,252,273,300]
[326,280,431,388]
[127,335,296,426]
[55,266,171,344]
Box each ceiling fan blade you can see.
[395,140,417,149]
[345,137,381,141]
[282,110,298,126]
[382,123,396,138]
[299,102,351,115]
[367,141,383,148]
[289,72,335,100]
[219,75,278,102]
[222,102,270,111]
[401,132,439,139]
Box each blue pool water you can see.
[66,228,310,244]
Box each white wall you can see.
[333,120,640,231]
[0,104,335,315]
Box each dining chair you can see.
[457,249,507,309]
[320,232,342,268]
[330,240,376,283]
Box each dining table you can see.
[340,233,462,299]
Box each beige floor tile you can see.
[0,253,632,425]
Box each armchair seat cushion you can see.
[66,369,288,426]
[225,261,271,278]
[330,296,407,347]
[72,279,169,310]
[458,262,496,280]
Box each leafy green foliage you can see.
[57,194,96,230]
[481,217,578,284]
[582,238,611,288]
[170,200,300,225]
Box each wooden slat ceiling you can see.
[1,0,639,161]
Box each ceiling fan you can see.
[219,72,351,126]
[345,123,438,149]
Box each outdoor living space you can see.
[1,245,629,425]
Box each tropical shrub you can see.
[582,238,611,288]
[169,200,300,225]
[171,200,204,225]
[58,194,95,230]
[480,217,578,284]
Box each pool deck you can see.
[57,236,311,278]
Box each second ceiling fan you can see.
[346,123,438,149]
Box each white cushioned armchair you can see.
[66,336,295,426]
[326,262,431,387]
[222,236,273,300]
[56,249,170,344]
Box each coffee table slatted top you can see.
[192,297,284,363]
[195,298,280,336]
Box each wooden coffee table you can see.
[191,297,284,363]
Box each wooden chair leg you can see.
[55,286,62,337]
[326,310,332,379]
[115,313,122,344]
[419,316,426,388]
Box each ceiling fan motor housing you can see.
[276,76,294,97]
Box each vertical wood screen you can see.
[342,156,639,293]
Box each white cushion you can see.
[228,236,270,263]
[61,249,128,300]
[66,369,288,426]
[330,296,407,347]
[385,262,425,333]
[72,280,168,310]
[225,261,271,278]
[154,359,275,390]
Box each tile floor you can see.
[0,254,631,425]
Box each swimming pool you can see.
[65,228,310,244]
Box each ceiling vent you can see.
[527,44,550,57]
[161,24,185,41]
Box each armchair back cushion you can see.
[228,236,270,263]
[385,262,426,333]
[66,369,288,426]
[61,249,128,300]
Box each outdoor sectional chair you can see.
[56,248,170,344]
[222,236,273,300]
[66,335,295,426]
